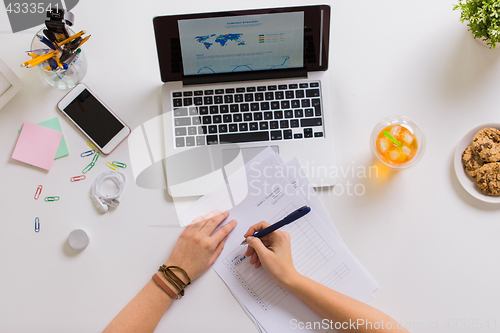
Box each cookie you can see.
[462,146,484,177]
[475,162,500,196]
[472,127,500,162]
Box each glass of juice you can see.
[370,116,425,169]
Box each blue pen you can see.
[36,34,56,50]
[47,58,58,70]
[240,206,311,245]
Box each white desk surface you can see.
[1,1,500,332]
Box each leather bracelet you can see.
[159,265,192,286]
[161,270,184,296]
[157,265,192,298]
[152,273,179,300]
[162,269,184,295]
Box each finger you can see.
[260,235,272,248]
[189,215,213,230]
[246,236,269,259]
[190,209,221,224]
[201,209,222,221]
[209,234,229,266]
[245,245,255,257]
[244,221,271,238]
[211,219,237,243]
[254,258,261,269]
[249,251,258,265]
[180,221,196,236]
[200,211,230,233]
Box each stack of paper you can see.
[179,148,378,333]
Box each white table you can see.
[1,1,500,332]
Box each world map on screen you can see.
[194,34,246,50]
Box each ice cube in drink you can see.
[375,125,418,166]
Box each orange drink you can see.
[371,116,425,169]
[376,125,418,165]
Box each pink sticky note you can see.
[11,122,63,171]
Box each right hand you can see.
[244,222,299,288]
[164,210,237,281]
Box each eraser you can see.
[68,229,89,250]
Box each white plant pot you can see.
[474,36,494,48]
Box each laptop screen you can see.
[153,5,330,83]
[177,12,304,76]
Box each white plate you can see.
[454,123,500,203]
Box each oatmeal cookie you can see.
[475,162,500,196]
[472,127,500,162]
[462,146,484,177]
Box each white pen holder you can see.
[30,28,88,89]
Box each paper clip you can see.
[92,152,100,164]
[34,185,43,200]
[87,141,98,152]
[81,150,95,157]
[82,163,94,174]
[70,175,86,182]
[44,196,60,202]
[35,217,40,233]
[112,161,127,169]
[106,162,119,171]
[82,152,100,174]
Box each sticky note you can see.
[12,122,63,171]
[19,117,69,159]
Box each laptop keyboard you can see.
[171,81,325,147]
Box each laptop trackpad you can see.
[167,145,279,197]
[222,146,279,176]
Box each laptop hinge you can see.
[181,68,308,86]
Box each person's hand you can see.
[244,222,299,288]
[164,210,237,281]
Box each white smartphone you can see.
[58,83,130,154]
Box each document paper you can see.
[179,148,378,333]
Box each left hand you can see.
[164,210,237,280]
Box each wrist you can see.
[277,270,302,292]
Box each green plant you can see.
[454,0,500,48]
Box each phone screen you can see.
[63,89,125,148]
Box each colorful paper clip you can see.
[35,217,40,233]
[44,196,60,202]
[82,163,94,174]
[87,141,98,152]
[81,150,95,157]
[106,162,119,171]
[92,151,100,164]
[112,161,127,169]
[34,185,43,200]
[70,175,86,182]
[82,151,100,174]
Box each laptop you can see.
[153,5,338,197]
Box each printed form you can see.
[180,149,378,333]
